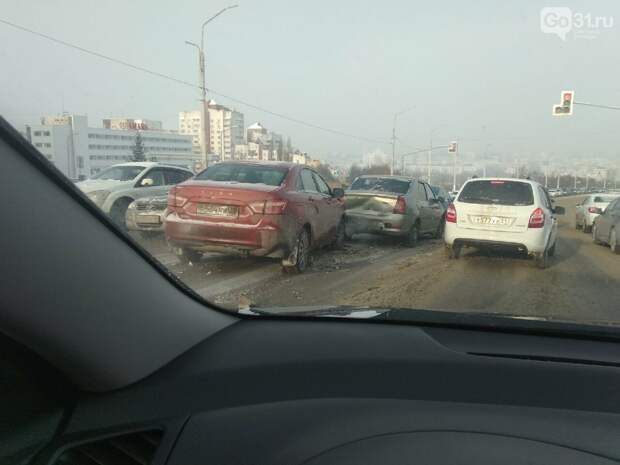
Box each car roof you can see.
[356,175,415,182]
[463,177,541,186]
[213,160,296,168]
[109,162,192,171]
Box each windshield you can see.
[5,1,620,333]
[350,177,410,194]
[92,166,145,181]
[458,181,534,206]
[594,196,618,203]
[195,164,288,186]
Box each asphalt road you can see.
[138,195,620,325]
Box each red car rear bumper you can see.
[165,212,295,257]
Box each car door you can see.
[298,169,323,243]
[539,187,558,248]
[135,167,168,198]
[424,183,443,231]
[611,200,620,240]
[414,181,432,233]
[312,171,342,242]
[597,199,618,241]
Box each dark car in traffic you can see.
[430,185,452,209]
[165,161,345,272]
[592,196,620,254]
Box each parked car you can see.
[444,178,565,268]
[77,162,194,229]
[126,195,168,238]
[592,197,620,254]
[430,185,452,209]
[165,161,345,272]
[344,175,445,246]
[575,194,620,233]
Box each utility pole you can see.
[428,126,444,183]
[556,174,560,190]
[574,173,577,189]
[186,4,238,169]
[427,139,432,182]
[391,107,414,175]
[452,142,458,192]
[391,120,396,175]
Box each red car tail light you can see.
[248,201,266,214]
[393,196,407,214]
[528,207,545,228]
[446,203,457,223]
[249,200,287,215]
[588,206,600,214]
[264,200,288,215]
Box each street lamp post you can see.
[391,106,414,175]
[186,4,238,169]
[428,126,445,183]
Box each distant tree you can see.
[315,163,336,183]
[365,164,391,176]
[348,164,364,183]
[131,132,147,162]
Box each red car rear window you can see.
[196,164,288,186]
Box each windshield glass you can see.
[195,164,288,186]
[350,177,410,194]
[5,1,620,333]
[92,166,145,181]
[594,196,618,203]
[458,180,534,206]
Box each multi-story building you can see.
[178,110,204,157]
[179,101,244,162]
[291,151,311,165]
[26,114,195,179]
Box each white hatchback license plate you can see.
[137,214,161,224]
[196,203,239,217]
[471,215,512,226]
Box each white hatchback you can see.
[444,178,565,268]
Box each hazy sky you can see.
[2,0,620,166]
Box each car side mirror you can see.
[553,206,566,215]
[332,188,345,199]
[140,178,154,187]
[438,196,446,203]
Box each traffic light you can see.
[448,141,458,153]
[553,90,574,116]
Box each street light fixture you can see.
[186,4,239,169]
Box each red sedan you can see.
[165,161,345,272]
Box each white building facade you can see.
[178,101,244,162]
[26,114,195,179]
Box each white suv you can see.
[444,178,565,268]
[77,162,193,229]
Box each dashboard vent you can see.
[55,430,163,465]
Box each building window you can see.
[43,131,51,136]
[44,143,52,148]
[35,143,43,147]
